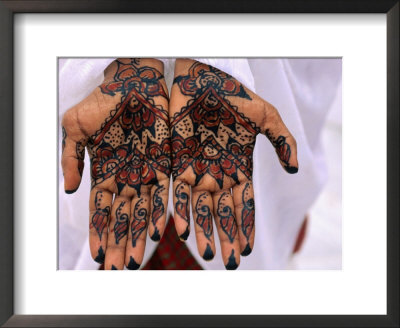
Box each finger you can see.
[232,181,255,257]
[104,196,130,270]
[173,180,191,241]
[125,193,151,270]
[148,179,169,241]
[191,190,216,261]
[88,188,113,265]
[61,111,87,194]
[263,104,298,174]
[213,190,240,270]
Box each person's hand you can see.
[170,59,298,269]
[61,58,170,270]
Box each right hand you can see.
[61,58,171,270]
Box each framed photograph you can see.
[0,1,398,327]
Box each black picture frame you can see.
[0,1,398,327]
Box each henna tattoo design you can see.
[241,182,255,252]
[265,129,297,174]
[62,126,66,154]
[217,192,237,243]
[175,182,190,239]
[91,191,110,240]
[87,59,170,195]
[131,198,147,247]
[150,184,165,241]
[171,62,260,189]
[114,201,129,244]
[195,192,213,240]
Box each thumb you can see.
[61,110,87,194]
[262,103,298,174]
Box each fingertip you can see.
[65,188,78,194]
[284,166,298,174]
[225,249,239,270]
[240,243,252,256]
[150,228,161,241]
[93,246,105,264]
[178,225,190,241]
[127,256,141,270]
[202,243,214,261]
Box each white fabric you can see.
[58,58,341,270]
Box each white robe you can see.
[58,58,341,270]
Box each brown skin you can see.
[62,58,170,270]
[170,59,298,269]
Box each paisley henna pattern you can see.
[86,59,170,195]
[195,192,213,240]
[241,182,255,243]
[171,61,259,189]
[114,201,129,244]
[91,191,111,240]
[150,184,165,240]
[131,198,147,247]
[217,192,237,243]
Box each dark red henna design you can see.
[195,192,213,240]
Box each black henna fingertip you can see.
[150,228,161,241]
[179,225,190,241]
[202,244,214,261]
[127,256,141,270]
[111,265,118,270]
[241,243,252,256]
[225,250,239,270]
[94,246,105,264]
[284,166,298,174]
[65,188,78,194]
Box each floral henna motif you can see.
[150,184,165,241]
[114,201,129,244]
[76,139,86,177]
[91,191,111,240]
[241,182,255,244]
[171,62,259,188]
[131,198,147,247]
[86,59,170,194]
[217,192,237,243]
[195,192,213,240]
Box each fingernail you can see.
[94,246,105,264]
[284,166,298,174]
[202,244,214,261]
[127,256,141,270]
[65,188,78,194]
[179,226,190,241]
[225,250,238,270]
[241,243,252,256]
[111,265,118,270]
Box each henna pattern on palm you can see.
[114,201,129,244]
[131,198,147,247]
[87,59,170,195]
[217,192,237,243]
[241,182,255,245]
[195,193,213,240]
[171,62,260,189]
[150,184,165,241]
[91,191,111,240]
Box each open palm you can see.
[61,58,170,270]
[170,59,298,269]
